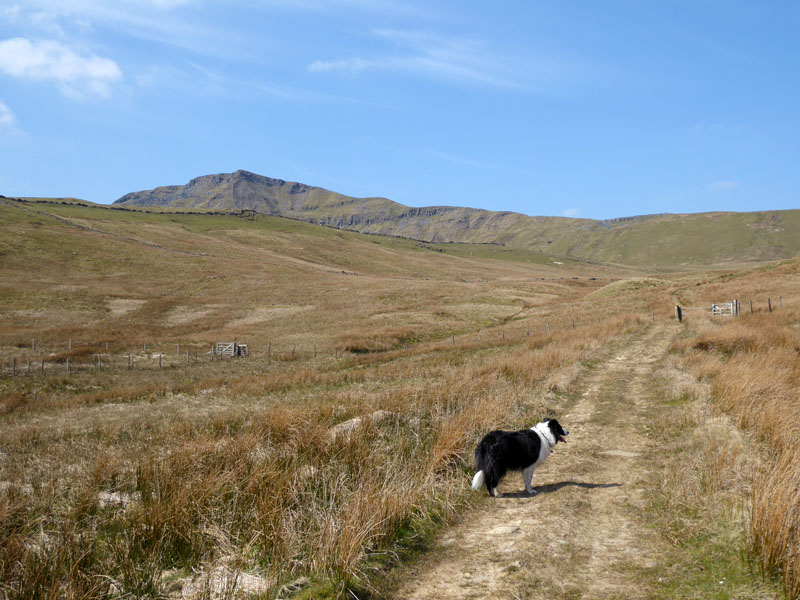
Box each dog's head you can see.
[545,418,569,444]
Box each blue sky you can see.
[0,1,798,220]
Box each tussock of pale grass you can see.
[0,308,646,598]
[676,307,800,598]
[751,449,800,599]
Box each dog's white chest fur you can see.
[531,423,555,467]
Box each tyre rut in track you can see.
[393,323,678,599]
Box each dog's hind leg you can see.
[485,473,502,497]
[523,465,538,495]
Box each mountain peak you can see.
[112,170,800,266]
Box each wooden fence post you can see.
[749,300,753,315]
[32,339,35,351]
[768,298,772,313]
[675,306,682,322]
[159,354,162,368]
[41,360,45,375]
[546,322,551,335]
[502,330,505,341]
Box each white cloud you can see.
[307,29,524,88]
[562,208,580,217]
[306,27,616,94]
[1,5,22,20]
[0,37,121,98]
[0,100,17,133]
[707,180,740,191]
[308,57,370,73]
[30,11,67,36]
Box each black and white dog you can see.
[471,419,569,497]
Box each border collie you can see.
[471,419,568,497]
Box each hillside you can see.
[0,196,623,351]
[114,170,587,248]
[114,170,800,267]
[1,193,795,599]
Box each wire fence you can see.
[0,296,787,378]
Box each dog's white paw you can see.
[527,488,538,495]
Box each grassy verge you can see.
[639,350,781,599]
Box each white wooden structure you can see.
[215,342,249,358]
[711,300,740,317]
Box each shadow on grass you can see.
[499,481,622,499]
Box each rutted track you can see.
[394,323,678,599]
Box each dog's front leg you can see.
[523,465,537,495]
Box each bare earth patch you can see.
[394,323,677,599]
[227,305,313,328]
[107,298,147,315]
[163,305,217,326]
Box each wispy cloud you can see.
[0,100,17,133]
[13,1,253,62]
[307,27,620,94]
[308,29,527,88]
[0,37,122,98]
[562,208,580,217]
[308,57,370,74]
[171,56,390,107]
[422,148,530,175]
[707,180,740,190]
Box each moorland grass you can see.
[5,197,796,598]
[0,312,648,598]
[670,261,800,599]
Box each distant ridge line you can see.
[109,170,800,267]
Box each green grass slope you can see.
[111,171,800,267]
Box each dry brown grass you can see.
[1,294,653,598]
[0,198,738,598]
[670,261,800,598]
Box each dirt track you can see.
[394,323,678,599]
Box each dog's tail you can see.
[471,470,485,491]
